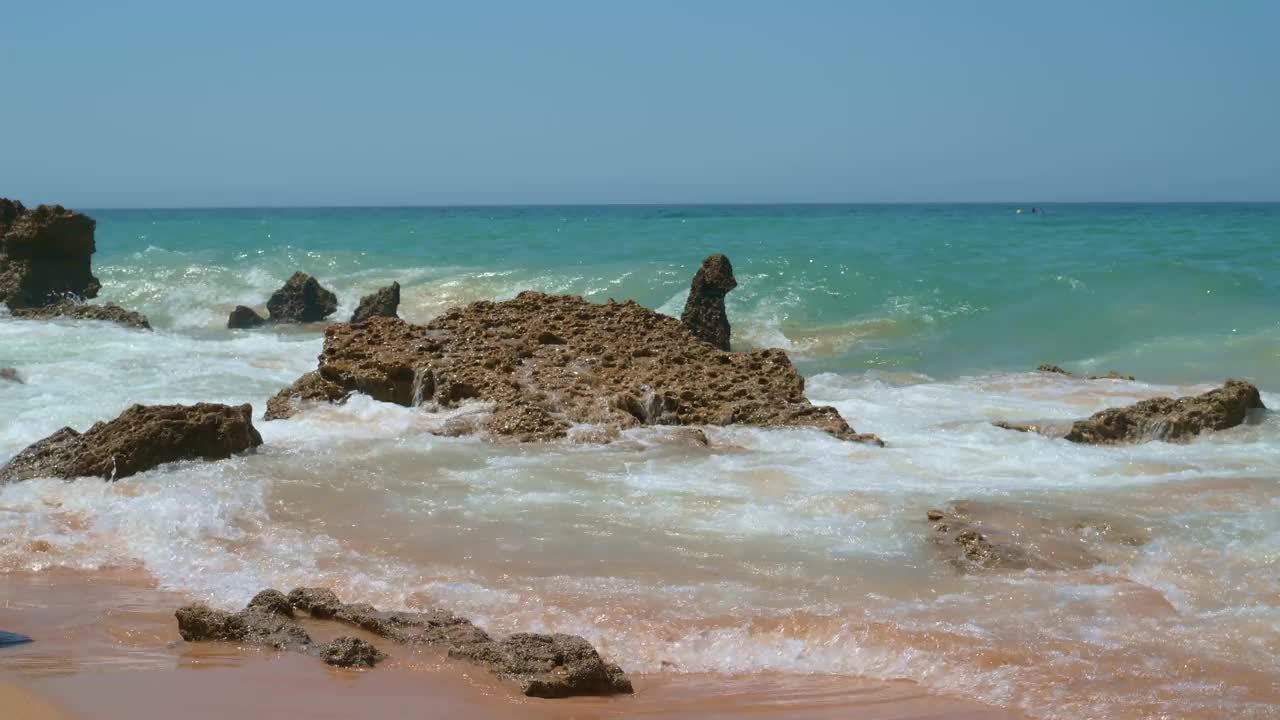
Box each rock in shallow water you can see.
[1064,379,1264,445]
[266,271,338,323]
[320,637,386,668]
[1037,363,1135,381]
[0,403,264,483]
[0,200,101,310]
[0,367,21,384]
[227,305,266,329]
[266,292,881,445]
[10,300,151,330]
[350,281,400,323]
[680,254,736,351]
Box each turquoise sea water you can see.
[91,203,1280,387]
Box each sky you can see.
[2,1,1278,207]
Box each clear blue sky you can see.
[3,1,1278,207]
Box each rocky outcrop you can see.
[680,254,736,351]
[0,368,21,384]
[1038,364,1134,381]
[0,403,263,483]
[11,301,151,330]
[1064,379,1264,445]
[227,305,266,329]
[178,587,633,696]
[266,272,338,323]
[350,282,400,323]
[0,200,100,310]
[265,292,881,445]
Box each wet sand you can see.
[0,570,1022,720]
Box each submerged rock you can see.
[266,272,338,323]
[320,637,386,668]
[1064,379,1264,445]
[350,281,400,323]
[266,292,881,445]
[227,305,266,329]
[11,301,151,330]
[1038,364,1135,381]
[0,201,100,310]
[680,254,736,351]
[0,368,21,384]
[0,403,264,483]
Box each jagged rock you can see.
[227,305,266,329]
[266,272,338,323]
[320,637,386,668]
[263,371,351,420]
[247,589,294,618]
[1064,379,1264,445]
[0,403,264,483]
[11,301,151,330]
[925,502,1147,573]
[0,368,21,384]
[283,586,631,697]
[350,282,400,323]
[265,292,881,445]
[680,254,736,351]
[175,602,311,651]
[1037,364,1135,381]
[0,201,101,309]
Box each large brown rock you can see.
[0,201,101,309]
[266,272,338,323]
[11,301,151,330]
[0,403,264,482]
[350,281,400,323]
[265,292,881,445]
[680,254,736,351]
[1064,379,1264,445]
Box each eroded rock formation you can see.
[264,292,881,445]
[1064,379,1264,445]
[0,403,263,482]
[177,587,633,696]
[227,305,266,329]
[350,281,400,323]
[266,272,338,323]
[680,254,736,351]
[11,301,151,330]
[1038,364,1135,381]
[0,200,100,309]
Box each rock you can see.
[227,305,266,329]
[0,201,101,309]
[1037,364,1135,381]
[285,587,632,697]
[247,589,294,618]
[320,637,386,668]
[266,272,338,323]
[680,254,736,351]
[0,368,21,384]
[11,301,151,330]
[0,403,264,483]
[174,604,248,642]
[266,293,881,445]
[1064,379,1265,445]
[350,282,400,323]
[175,601,312,651]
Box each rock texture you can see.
[350,282,400,323]
[0,200,100,309]
[1038,364,1135,381]
[680,254,736,351]
[265,292,881,445]
[11,301,151,330]
[0,403,263,483]
[1064,379,1264,445]
[0,368,21,384]
[227,305,266,329]
[266,272,338,323]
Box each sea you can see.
[2,203,1278,719]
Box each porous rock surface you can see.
[1063,379,1264,445]
[0,403,263,482]
[350,281,400,323]
[0,200,100,309]
[264,291,880,445]
[266,272,338,323]
[11,300,151,330]
[680,254,736,351]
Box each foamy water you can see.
[3,204,1280,719]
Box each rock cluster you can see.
[226,272,340,328]
[0,403,263,483]
[680,254,736,351]
[350,281,400,323]
[265,292,881,445]
[177,587,633,697]
[1064,379,1264,445]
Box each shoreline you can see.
[0,569,1024,719]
